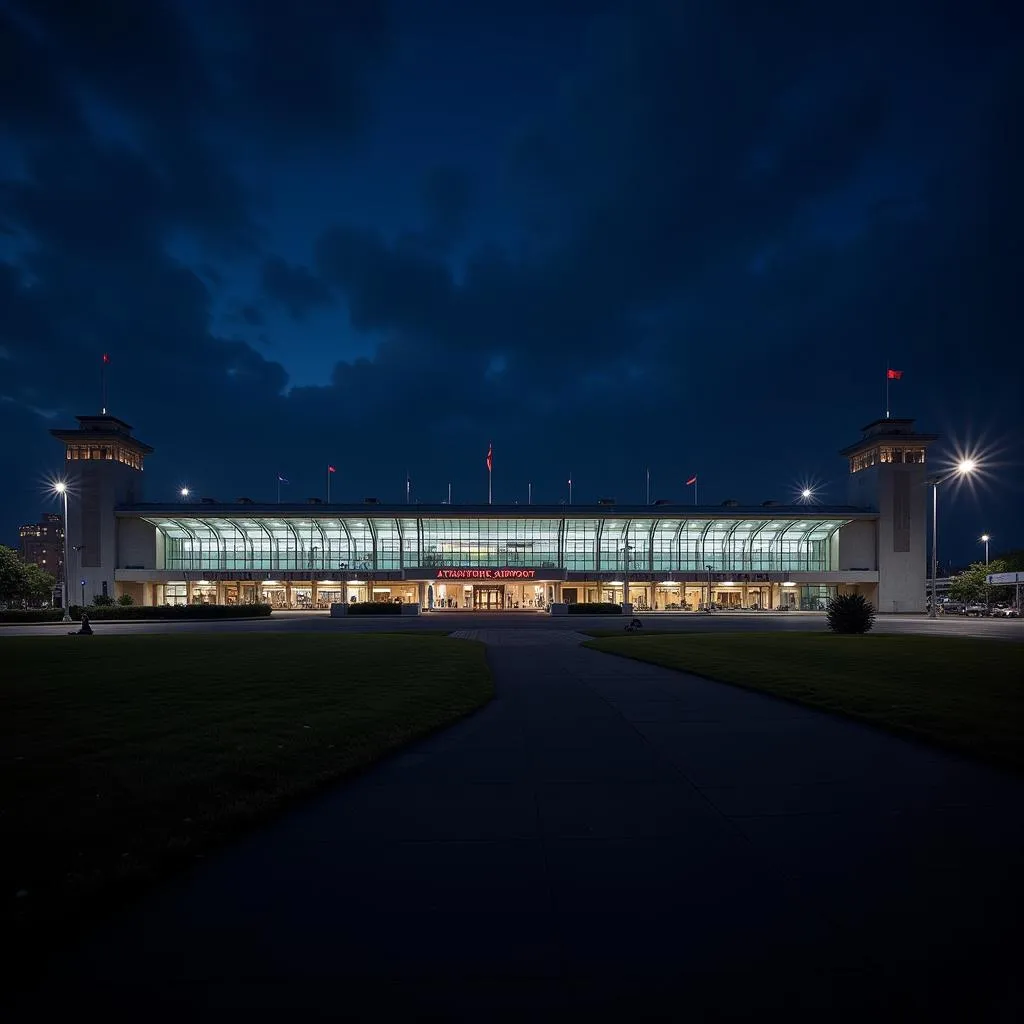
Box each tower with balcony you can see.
[840,418,937,613]
[50,414,153,603]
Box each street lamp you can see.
[52,482,71,622]
[928,458,979,619]
[180,486,190,500]
[801,488,813,501]
[980,534,991,565]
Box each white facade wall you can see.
[848,461,928,613]
[837,519,877,571]
[64,458,144,604]
[118,517,157,570]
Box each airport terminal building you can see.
[51,413,937,613]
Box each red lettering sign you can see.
[435,568,537,580]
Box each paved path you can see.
[2,609,1022,639]
[18,631,1024,1020]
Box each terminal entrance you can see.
[472,584,504,610]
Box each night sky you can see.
[2,0,1021,568]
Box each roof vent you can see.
[200,497,217,504]
[597,497,616,505]
[237,497,254,504]
[722,499,739,507]
[761,500,779,507]
[307,497,323,505]
[364,497,380,505]
[653,498,671,506]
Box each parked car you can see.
[964,604,991,617]
[993,605,1020,618]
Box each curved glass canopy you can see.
[146,515,851,574]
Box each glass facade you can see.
[149,515,849,574]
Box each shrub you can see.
[347,601,402,616]
[567,602,622,615]
[92,593,115,607]
[1,603,273,623]
[117,594,135,606]
[826,593,876,634]
[0,609,66,622]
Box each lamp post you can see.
[980,534,991,613]
[705,564,713,614]
[53,482,71,622]
[928,459,978,619]
[180,487,190,501]
[72,544,84,608]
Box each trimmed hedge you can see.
[0,604,273,623]
[347,601,403,616]
[567,602,622,615]
[0,609,67,623]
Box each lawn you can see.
[585,632,1024,773]
[1,632,492,943]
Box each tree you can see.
[0,546,56,607]
[0,545,26,606]
[22,563,56,606]
[948,559,1011,604]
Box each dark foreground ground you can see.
[7,628,1023,1021]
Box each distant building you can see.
[18,512,65,584]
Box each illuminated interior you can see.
[146,515,851,574]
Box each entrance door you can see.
[472,585,504,609]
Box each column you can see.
[285,582,293,609]
[185,580,194,605]
[418,581,426,608]
[648,583,656,612]
[311,581,319,609]
[216,581,224,605]
[341,583,348,605]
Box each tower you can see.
[839,418,938,613]
[50,414,153,603]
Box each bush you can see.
[347,601,402,616]
[567,602,622,615]
[92,594,115,607]
[117,594,135,606]
[1,603,273,623]
[826,593,876,634]
[0,608,66,622]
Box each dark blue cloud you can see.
[0,0,1021,562]
[261,257,336,320]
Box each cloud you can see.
[261,257,336,320]
[0,0,1021,557]
[420,166,473,247]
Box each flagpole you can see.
[568,475,572,505]
[528,482,532,505]
[327,467,331,504]
[646,467,650,505]
[885,358,889,419]
[695,479,698,507]
[101,357,106,414]
[406,472,410,504]
[278,476,281,504]
[448,482,451,504]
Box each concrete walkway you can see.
[24,630,1024,1019]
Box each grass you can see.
[585,632,1024,773]
[0,632,492,945]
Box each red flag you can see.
[328,465,336,473]
[686,475,697,486]
[486,443,493,472]
[887,368,902,380]
[102,353,110,364]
